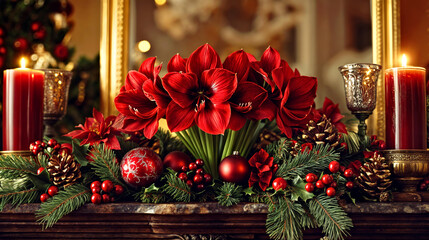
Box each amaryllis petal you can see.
[114,90,158,118]
[143,115,160,139]
[122,117,148,132]
[138,57,157,80]
[283,77,317,109]
[228,111,246,131]
[260,46,281,74]
[125,71,148,91]
[186,43,221,78]
[93,108,104,124]
[196,101,231,135]
[230,82,267,113]
[246,98,277,121]
[163,72,199,108]
[166,102,196,132]
[201,69,237,104]
[223,50,250,82]
[167,53,187,72]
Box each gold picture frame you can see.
[99,0,401,140]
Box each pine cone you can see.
[356,153,392,199]
[254,129,281,150]
[300,115,340,148]
[47,151,82,188]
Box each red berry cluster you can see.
[40,186,59,202]
[370,135,387,150]
[90,180,124,204]
[177,159,212,191]
[419,176,429,191]
[304,161,342,197]
[29,139,63,156]
[272,177,288,191]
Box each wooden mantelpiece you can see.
[1,202,429,239]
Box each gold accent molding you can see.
[369,0,400,139]
[100,0,129,116]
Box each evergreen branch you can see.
[340,132,361,154]
[215,182,243,207]
[0,188,40,211]
[162,173,192,202]
[134,184,167,204]
[36,184,91,229]
[89,144,124,187]
[266,138,293,164]
[266,195,305,240]
[155,128,186,158]
[0,155,39,179]
[276,144,340,180]
[308,194,353,240]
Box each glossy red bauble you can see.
[101,180,114,193]
[305,183,315,192]
[219,154,250,184]
[321,174,333,185]
[114,185,124,195]
[54,44,69,60]
[13,38,29,51]
[40,193,49,202]
[37,167,45,175]
[326,187,336,197]
[329,161,340,173]
[344,169,354,178]
[272,178,288,191]
[91,193,102,204]
[163,151,192,172]
[305,173,318,183]
[120,147,163,188]
[47,186,59,197]
[315,180,325,189]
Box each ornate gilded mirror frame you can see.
[99,0,400,140]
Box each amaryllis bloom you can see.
[223,50,269,130]
[317,97,347,133]
[162,44,237,135]
[248,149,274,191]
[65,108,121,150]
[114,57,170,139]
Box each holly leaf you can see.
[243,186,255,196]
[72,140,89,167]
[145,183,160,193]
[290,176,314,202]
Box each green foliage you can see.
[134,184,167,204]
[36,184,91,229]
[155,128,187,158]
[340,132,362,155]
[266,195,305,240]
[162,173,193,202]
[275,144,339,180]
[115,136,139,161]
[0,155,39,179]
[265,138,293,164]
[215,182,243,207]
[89,144,125,187]
[0,187,40,211]
[308,194,353,240]
[290,176,314,202]
[71,139,89,167]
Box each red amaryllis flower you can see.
[317,97,347,133]
[248,149,274,191]
[223,50,269,130]
[65,108,121,150]
[114,57,170,139]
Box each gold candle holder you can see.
[0,150,31,158]
[383,149,429,192]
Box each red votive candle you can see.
[385,66,427,149]
[2,60,44,151]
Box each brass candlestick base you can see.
[0,150,31,158]
[383,149,429,192]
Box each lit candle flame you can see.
[401,54,407,67]
[20,58,27,68]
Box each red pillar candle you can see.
[385,64,427,149]
[2,59,44,151]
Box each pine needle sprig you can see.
[266,195,305,240]
[276,144,339,180]
[0,155,39,179]
[0,188,40,211]
[89,144,124,187]
[265,138,293,164]
[163,173,193,202]
[155,128,186,158]
[308,194,353,240]
[215,182,243,207]
[36,184,91,229]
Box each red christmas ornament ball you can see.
[272,177,288,191]
[31,22,42,32]
[54,44,69,61]
[120,147,163,188]
[163,151,192,172]
[13,38,29,51]
[219,154,250,184]
[0,46,7,55]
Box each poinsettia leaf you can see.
[290,176,314,202]
[72,139,89,167]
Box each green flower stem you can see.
[176,131,197,156]
[204,131,217,178]
[242,120,265,157]
[234,121,250,156]
[186,128,206,161]
[197,126,208,159]
[238,120,255,155]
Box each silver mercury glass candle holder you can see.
[338,63,382,140]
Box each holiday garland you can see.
[0,44,393,240]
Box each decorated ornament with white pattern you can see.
[120,147,163,188]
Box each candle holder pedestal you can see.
[383,149,429,192]
[0,150,31,158]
